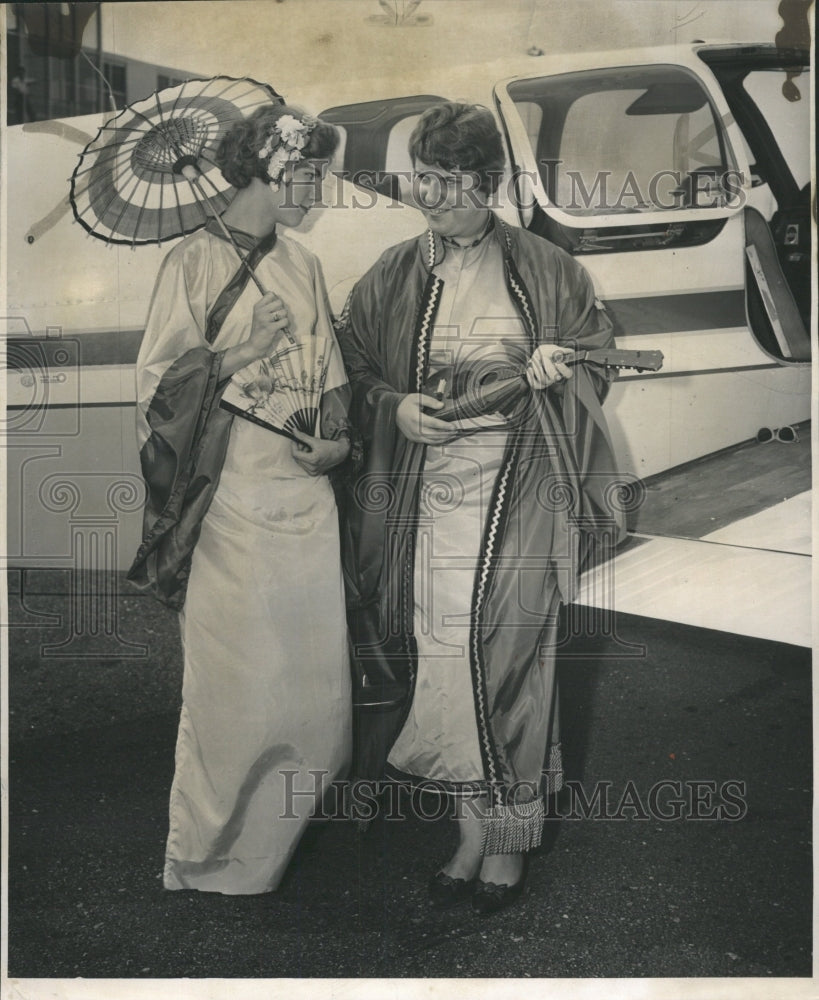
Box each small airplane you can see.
[3,41,812,648]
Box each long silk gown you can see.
[135,228,351,894]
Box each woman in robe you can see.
[339,102,625,914]
[128,104,351,895]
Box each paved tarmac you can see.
[5,576,813,982]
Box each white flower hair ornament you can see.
[258,114,317,192]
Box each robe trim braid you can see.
[469,440,518,796]
[414,273,442,392]
[468,223,549,849]
[382,266,445,736]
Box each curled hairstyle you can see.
[216,103,339,189]
[409,102,506,195]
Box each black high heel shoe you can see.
[471,856,528,916]
[427,870,477,909]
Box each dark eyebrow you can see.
[414,169,458,182]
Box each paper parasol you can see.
[69,75,283,252]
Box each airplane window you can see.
[742,70,811,192]
[320,94,446,189]
[507,66,733,216]
[729,125,778,220]
[557,88,687,211]
[385,114,420,175]
[329,125,348,174]
[514,101,542,154]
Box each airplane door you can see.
[494,61,810,478]
[696,46,812,348]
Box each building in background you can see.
[6,0,790,125]
[5,2,198,124]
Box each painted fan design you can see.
[220,337,334,441]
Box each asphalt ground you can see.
[5,576,813,981]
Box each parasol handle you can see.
[179,162,266,295]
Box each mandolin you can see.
[426,347,664,422]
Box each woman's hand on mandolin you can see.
[525,344,573,390]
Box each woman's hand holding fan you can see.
[290,431,349,475]
[220,332,337,446]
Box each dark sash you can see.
[203,221,277,344]
[127,226,277,609]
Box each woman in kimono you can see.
[128,104,352,894]
[339,103,625,914]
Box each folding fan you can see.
[220,337,334,442]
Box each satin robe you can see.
[339,218,625,853]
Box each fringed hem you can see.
[543,740,564,796]
[481,796,544,855]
